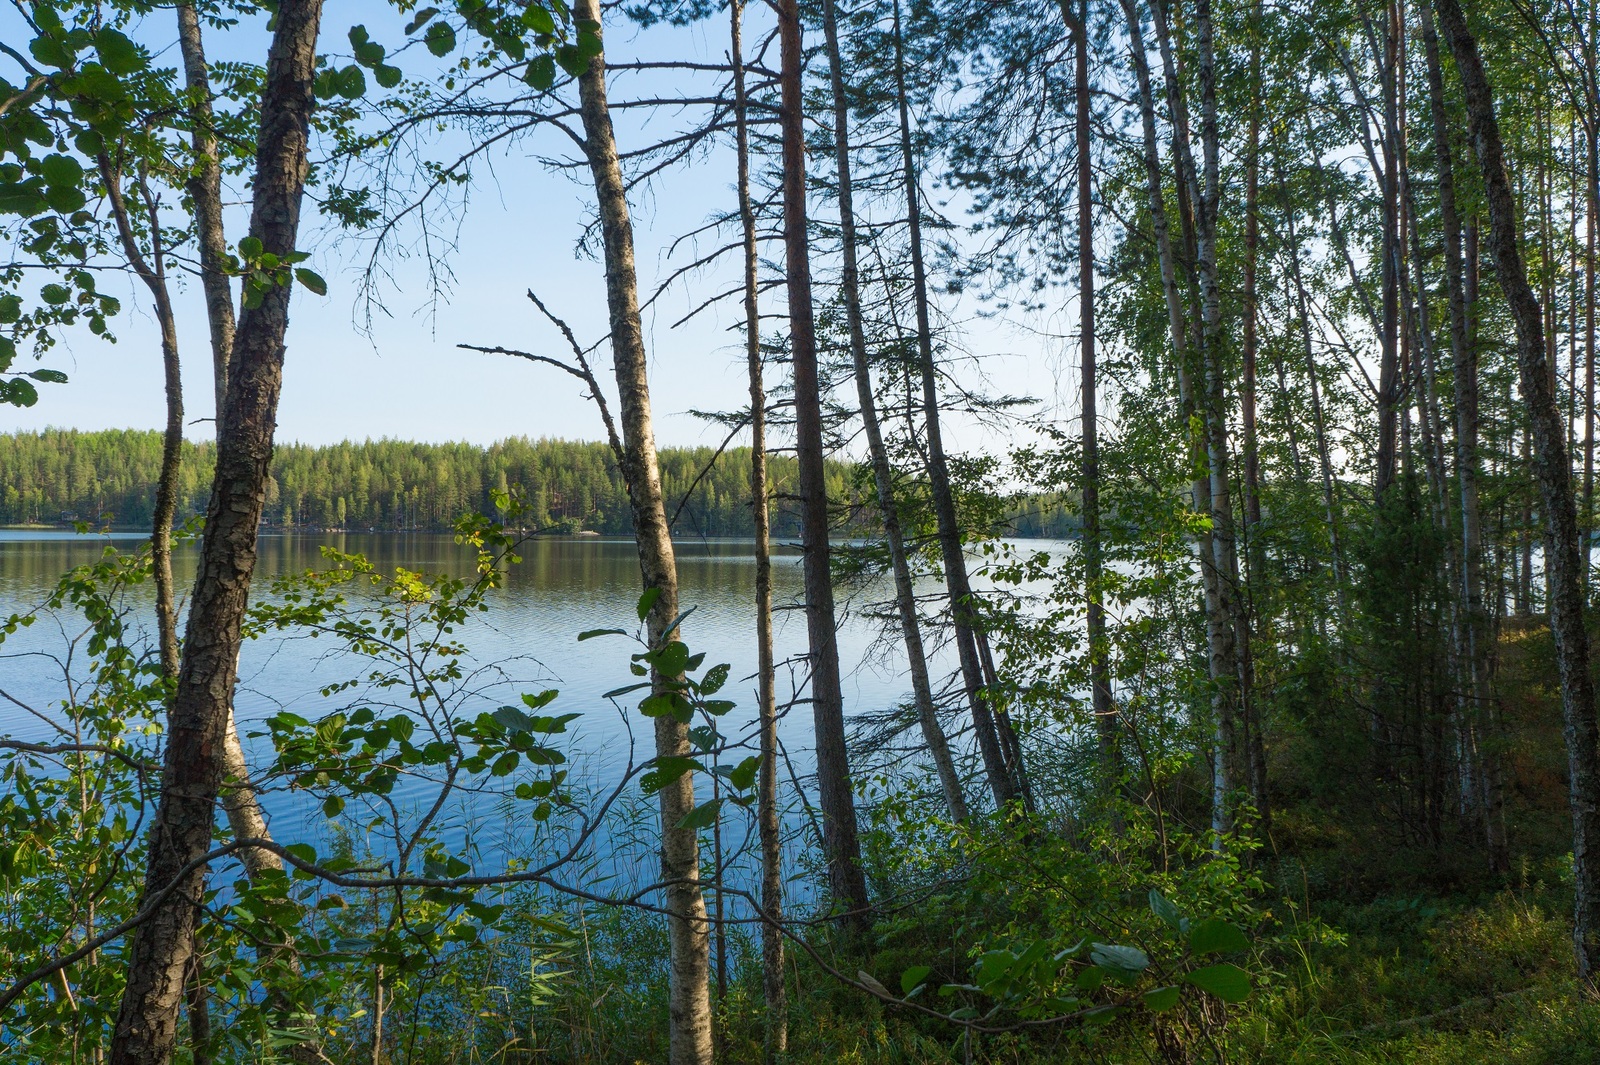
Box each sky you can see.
[2,2,1076,452]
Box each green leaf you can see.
[640,692,690,719]
[637,586,661,620]
[1184,963,1251,1003]
[524,55,556,90]
[1143,985,1181,1013]
[522,5,555,34]
[1149,889,1181,929]
[699,662,730,695]
[294,268,328,296]
[727,755,760,791]
[374,64,402,88]
[38,155,84,189]
[641,755,696,794]
[577,627,626,641]
[603,681,651,699]
[322,794,345,818]
[27,369,67,384]
[1188,918,1249,956]
[348,24,370,47]
[43,184,86,214]
[424,22,457,56]
[490,751,519,776]
[240,236,264,258]
[1089,943,1150,975]
[492,705,539,734]
[39,283,70,305]
[405,7,440,33]
[655,641,690,676]
[0,183,46,217]
[355,41,386,66]
[521,690,559,710]
[336,64,366,99]
[676,798,721,830]
[94,28,143,74]
[901,965,932,996]
[3,379,39,407]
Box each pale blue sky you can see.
[3,2,1068,450]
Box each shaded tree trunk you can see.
[1435,0,1600,983]
[1240,2,1269,830]
[776,0,872,930]
[731,0,786,1055]
[110,1,324,1059]
[822,0,967,823]
[1061,0,1118,795]
[893,0,1023,811]
[1419,4,1506,872]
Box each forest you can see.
[0,429,1078,536]
[2,0,1599,1061]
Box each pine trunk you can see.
[823,0,967,822]
[892,0,1023,811]
[776,0,872,929]
[731,0,787,1054]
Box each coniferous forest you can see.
[0,430,878,535]
[4,0,1600,1062]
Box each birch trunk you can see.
[110,1,323,1059]
[573,2,715,1057]
[1435,0,1600,982]
[1419,4,1506,871]
[1064,0,1118,792]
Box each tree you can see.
[1433,0,1600,987]
[776,0,871,930]
[110,1,327,1058]
[573,0,714,1055]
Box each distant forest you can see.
[0,430,1075,538]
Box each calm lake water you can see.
[0,530,1026,899]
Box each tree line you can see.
[0,430,1078,537]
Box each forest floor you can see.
[747,621,1598,1064]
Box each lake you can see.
[0,529,1021,901]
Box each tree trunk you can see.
[731,0,787,1055]
[776,0,872,930]
[1376,0,1402,498]
[822,0,967,823]
[573,1,715,1057]
[1240,1,1269,830]
[177,0,291,894]
[1125,0,1244,828]
[1435,0,1600,983]
[892,0,1022,811]
[95,160,183,682]
[1060,0,1118,796]
[1192,0,1247,837]
[1419,4,1507,872]
[1587,125,1597,584]
[110,1,323,1060]
[177,1,236,428]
